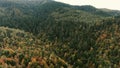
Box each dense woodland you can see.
[0,0,119,68]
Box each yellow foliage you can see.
[31,57,37,63]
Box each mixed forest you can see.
[0,0,119,68]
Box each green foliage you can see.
[5,59,16,66]
[0,0,119,68]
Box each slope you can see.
[43,17,120,68]
[0,0,119,68]
[0,0,116,34]
[100,8,120,16]
[0,27,71,68]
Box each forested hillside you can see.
[0,0,113,34]
[0,0,119,68]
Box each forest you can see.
[0,0,119,68]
